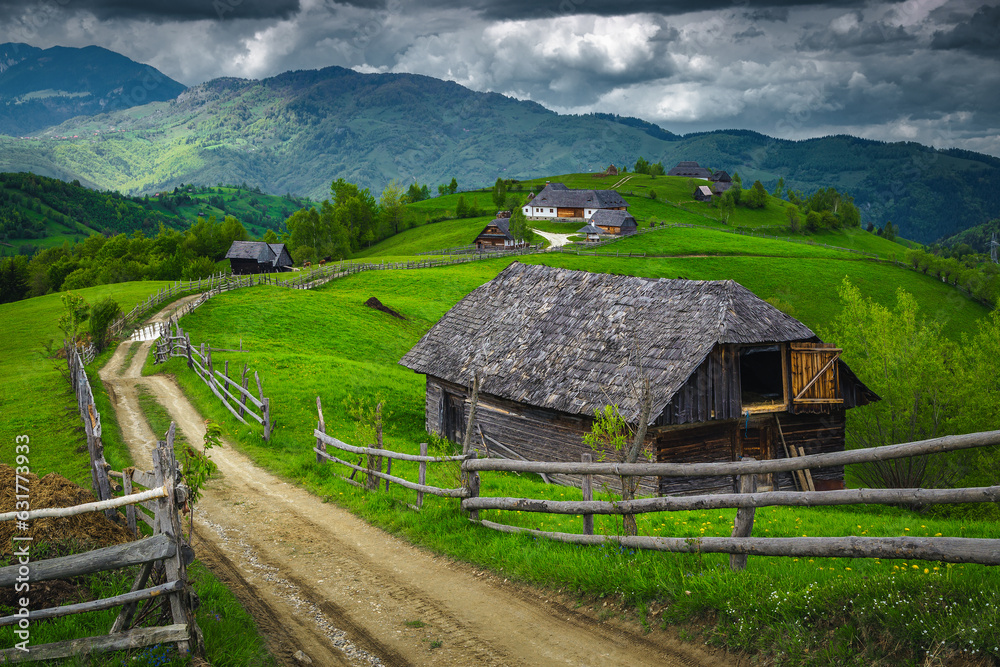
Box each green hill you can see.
[0,173,311,253]
[0,63,996,243]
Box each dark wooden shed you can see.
[400,263,878,496]
[225,241,293,274]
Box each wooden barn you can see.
[589,209,637,235]
[399,263,878,496]
[668,161,712,178]
[709,171,733,194]
[225,241,293,274]
[694,185,714,202]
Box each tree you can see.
[731,171,742,188]
[583,378,652,536]
[378,180,406,237]
[882,221,897,242]
[455,195,469,218]
[649,189,657,200]
[508,207,529,243]
[492,178,507,209]
[786,205,801,232]
[633,157,650,175]
[58,292,90,344]
[773,177,785,199]
[89,297,121,352]
[448,177,458,194]
[745,180,768,209]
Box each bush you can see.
[89,297,121,352]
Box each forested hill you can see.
[0,43,186,136]
[0,173,305,253]
[0,63,998,242]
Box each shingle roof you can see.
[709,170,731,183]
[526,183,628,210]
[399,263,816,425]
[476,217,513,240]
[590,209,636,228]
[695,186,714,198]
[668,161,712,178]
[267,243,292,267]
[225,241,275,263]
[576,223,604,235]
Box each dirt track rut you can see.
[99,297,731,667]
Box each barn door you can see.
[443,393,466,444]
[789,343,843,411]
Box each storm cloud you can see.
[0,0,998,156]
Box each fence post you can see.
[123,469,137,536]
[729,457,757,572]
[184,334,193,369]
[581,452,594,536]
[315,396,326,463]
[464,451,480,521]
[239,365,249,419]
[262,398,271,440]
[417,442,427,509]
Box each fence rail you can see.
[154,319,271,439]
[458,429,1000,570]
[0,432,201,663]
[312,397,469,508]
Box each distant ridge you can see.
[0,43,186,135]
[0,55,996,243]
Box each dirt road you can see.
[99,298,730,667]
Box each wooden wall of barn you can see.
[424,376,658,494]
[657,345,741,426]
[654,411,846,496]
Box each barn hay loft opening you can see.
[740,345,785,411]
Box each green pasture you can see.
[147,263,999,665]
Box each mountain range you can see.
[0,46,998,244]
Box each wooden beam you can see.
[0,487,167,523]
[0,624,190,664]
[0,580,182,627]
[477,522,1000,565]
[0,535,175,587]
[315,430,471,462]
[793,352,840,401]
[463,429,1000,477]
[461,484,1000,514]
[313,448,468,498]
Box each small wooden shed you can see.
[475,214,518,250]
[589,209,637,235]
[694,185,714,202]
[400,263,878,495]
[576,222,604,242]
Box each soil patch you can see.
[364,296,406,320]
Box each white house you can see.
[522,182,628,221]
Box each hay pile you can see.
[0,464,134,554]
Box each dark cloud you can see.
[734,26,765,40]
[931,3,1000,55]
[0,0,299,22]
[744,8,790,22]
[796,12,916,51]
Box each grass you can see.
[146,262,999,665]
[353,216,492,258]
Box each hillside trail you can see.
[99,296,735,667]
[531,229,576,248]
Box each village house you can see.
[522,182,628,221]
[668,161,712,178]
[589,209,637,235]
[400,263,878,496]
[225,241,293,274]
[474,212,527,250]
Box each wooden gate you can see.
[789,342,843,411]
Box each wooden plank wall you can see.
[775,411,846,490]
[426,377,659,494]
[656,422,737,495]
[657,345,741,426]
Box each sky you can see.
[2,0,999,156]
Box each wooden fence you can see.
[153,318,271,439]
[458,429,1000,570]
[0,432,201,663]
[66,343,115,513]
[311,398,472,508]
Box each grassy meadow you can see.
[147,256,998,665]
